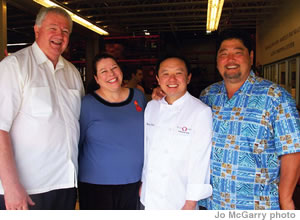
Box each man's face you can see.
[135,69,143,83]
[156,57,191,104]
[34,12,70,64]
[217,38,253,85]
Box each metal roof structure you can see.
[6,0,281,44]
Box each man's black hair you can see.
[216,29,253,53]
[155,55,191,76]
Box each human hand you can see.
[181,200,197,210]
[280,198,295,210]
[4,183,35,210]
[139,183,142,197]
[151,87,165,100]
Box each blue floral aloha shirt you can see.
[199,71,300,210]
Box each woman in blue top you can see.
[78,53,146,210]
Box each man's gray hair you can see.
[35,6,73,32]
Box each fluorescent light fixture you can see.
[33,0,108,35]
[143,29,150,35]
[206,0,224,32]
[7,43,31,46]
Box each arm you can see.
[0,130,34,210]
[139,182,142,197]
[0,57,34,209]
[273,89,300,210]
[183,107,213,209]
[140,104,150,206]
[279,152,300,210]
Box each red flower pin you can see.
[134,100,142,112]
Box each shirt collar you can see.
[32,42,65,70]
[160,91,189,110]
[237,70,256,95]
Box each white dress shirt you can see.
[0,42,84,194]
[141,92,213,210]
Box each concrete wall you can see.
[256,0,300,65]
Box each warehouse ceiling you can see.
[6,0,281,44]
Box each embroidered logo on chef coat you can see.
[177,126,191,135]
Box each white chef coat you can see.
[140,91,213,210]
[0,42,84,194]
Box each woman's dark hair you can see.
[92,53,119,76]
[155,55,191,76]
[216,29,253,54]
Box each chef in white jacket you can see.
[140,55,213,210]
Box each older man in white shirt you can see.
[140,55,212,210]
[0,7,84,210]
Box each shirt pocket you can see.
[68,89,81,119]
[30,87,52,117]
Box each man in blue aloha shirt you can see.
[199,29,300,210]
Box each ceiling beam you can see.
[63,0,208,11]
[85,8,207,18]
